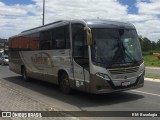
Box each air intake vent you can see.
[108,66,139,74]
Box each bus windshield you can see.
[91,28,143,68]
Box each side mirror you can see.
[84,26,92,45]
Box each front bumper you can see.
[88,73,144,94]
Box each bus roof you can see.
[19,20,70,36]
[84,19,135,29]
[11,19,135,38]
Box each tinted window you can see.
[40,25,70,50]
[72,24,86,57]
[9,33,40,51]
[53,27,65,49]
[40,30,52,50]
[72,23,89,68]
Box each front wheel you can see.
[59,73,71,94]
[22,67,30,82]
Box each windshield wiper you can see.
[108,47,138,67]
[108,52,124,67]
[123,46,138,64]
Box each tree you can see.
[139,37,152,51]
[156,39,160,50]
[151,41,156,50]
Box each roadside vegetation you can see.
[145,73,160,79]
[139,37,160,67]
[143,51,160,79]
[139,37,160,79]
[143,51,160,67]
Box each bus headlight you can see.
[138,69,145,77]
[95,73,110,81]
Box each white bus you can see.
[8,19,145,94]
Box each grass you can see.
[145,73,160,79]
[143,52,160,79]
[143,55,160,67]
[142,51,160,79]
[143,50,160,56]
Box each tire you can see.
[22,67,30,82]
[59,73,71,94]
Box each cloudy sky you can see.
[0,0,160,42]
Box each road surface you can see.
[0,65,160,120]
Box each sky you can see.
[0,0,160,42]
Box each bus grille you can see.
[108,66,139,74]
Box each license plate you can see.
[121,81,130,86]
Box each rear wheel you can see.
[59,73,71,94]
[22,67,30,82]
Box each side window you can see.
[72,24,85,57]
[16,32,40,51]
[53,27,65,49]
[27,33,40,51]
[72,23,89,68]
[52,25,70,49]
[65,25,70,49]
[40,30,52,50]
[40,25,70,50]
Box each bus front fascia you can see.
[84,27,145,94]
[88,61,144,93]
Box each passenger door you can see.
[72,23,90,91]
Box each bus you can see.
[8,19,145,94]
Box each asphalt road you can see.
[0,65,160,120]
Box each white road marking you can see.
[131,90,160,97]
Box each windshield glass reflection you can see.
[91,28,142,68]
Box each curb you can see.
[145,67,160,70]
[145,78,160,82]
